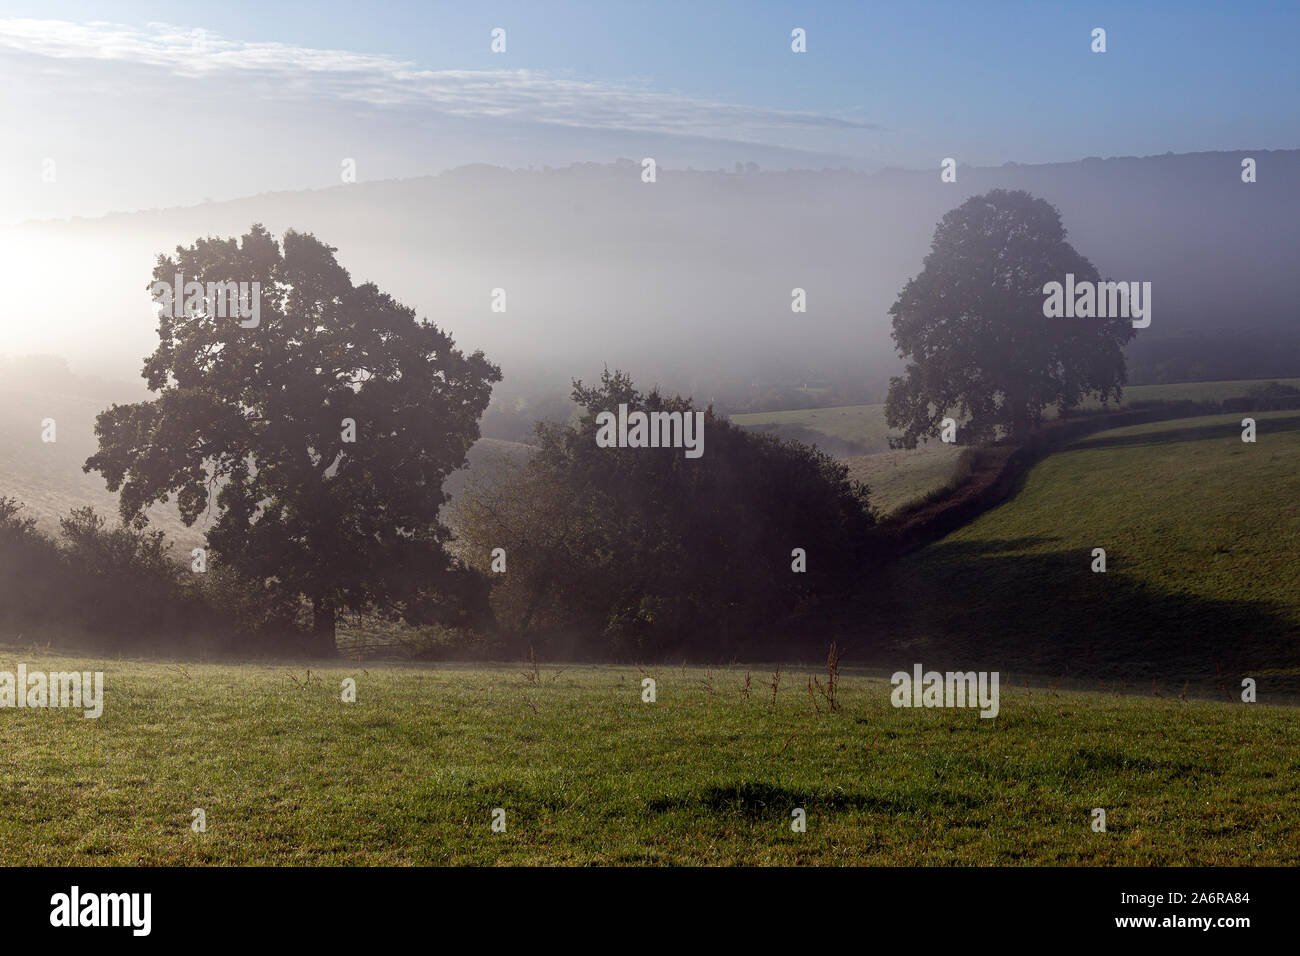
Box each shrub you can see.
[453,370,876,660]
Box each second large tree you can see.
[886,189,1136,447]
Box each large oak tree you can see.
[86,225,500,654]
[886,189,1136,447]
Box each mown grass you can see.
[0,647,1295,865]
[857,410,1300,687]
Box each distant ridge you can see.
[3,150,1296,386]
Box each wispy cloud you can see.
[0,18,879,142]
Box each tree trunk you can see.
[310,599,338,658]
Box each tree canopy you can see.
[886,189,1136,447]
[453,369,875,659]
[85,224,500,653]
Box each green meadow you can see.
[0,391,1295,866]
[0,650,1294,865]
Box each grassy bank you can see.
[858,410,1300,688]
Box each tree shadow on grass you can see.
[850,538,1300,691]
[1067,413,1300,453]
[646,780,987,818]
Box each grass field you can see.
[732,378,1300,515]
[1104,378,1300,406]
[845,443,967,516]
[856,410,1300,688]
[0,647,1295,865]
[732,402,896,450]
[2,390,1296,866]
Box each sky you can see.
[0,0,1296,225]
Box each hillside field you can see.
[0,648,1294,865]
[733,378,1300,515]
[2,377,1292,537]
[853,409,1300,691]
[0,385,208,551]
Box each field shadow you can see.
[646,780,986,817]
[1067,413,1300,452]
[850,538,1300,688]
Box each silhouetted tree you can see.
[85,225,500,654]
[886,189,1136,447]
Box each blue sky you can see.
[0,1,1296,222]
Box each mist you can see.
[1,151,1297,406]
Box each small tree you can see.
[886,189,1136,447]
[454,369,875,659]
[85,225,500,654]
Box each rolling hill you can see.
[849,409,1300,692]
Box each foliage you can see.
[84,225,500,653]
[454,369,875,659]
[886,189,1136,447]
